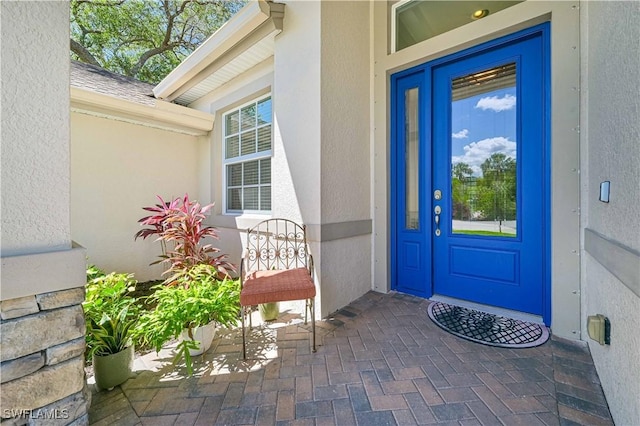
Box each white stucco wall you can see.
[581,1,640,250]
[71,113,203,282]
[1,1,71,256]
[273,1,322,226]
[320,0,371,223]
[1,1,86,302]
[580,2,640,424]
[319,0,372,315]
[582,257,639,425]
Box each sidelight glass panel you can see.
[450,63,517,237]
[405,87,420,230]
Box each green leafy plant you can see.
[133,265,240,375]
[83,269,140,360]
[135,194,235,278]
[87,307,137,357]
[86,264,105,282]
[133,196,239,374]
[84,271,139,319]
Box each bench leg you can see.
[241,305,247,360]
[311,298,316,353]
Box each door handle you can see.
[434,205,442,236]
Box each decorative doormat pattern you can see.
[428,302,549,348]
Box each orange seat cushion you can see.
[240,267,316,306]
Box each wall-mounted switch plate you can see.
[599,181,610,203]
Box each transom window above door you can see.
[392,0,523,52]
[223,95,272,213]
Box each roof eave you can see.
[71,87,214,136]
[153,1,284,102]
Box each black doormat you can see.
[428,302,549,348]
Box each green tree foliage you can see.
[451,153,517,222]
[479,153,516,222]
[451,162,475,220]
[452,162,473,181]
[70,0,246,84]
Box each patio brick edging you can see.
[0,287,91,425]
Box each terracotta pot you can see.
[92,345,134,390]
[180,321,217,356]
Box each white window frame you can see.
[391,0,413,54]
[222,94,273,215]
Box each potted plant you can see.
[134,264,240,375]
[88,307,136,390]
[83,268,139,390]
[134,194,239,375]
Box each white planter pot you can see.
[180,321,217,356]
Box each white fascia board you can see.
[71,87,214,135]
[153,1,273,100]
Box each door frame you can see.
[390,23,551,325]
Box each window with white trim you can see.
[223,95,272,213]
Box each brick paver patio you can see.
[88,291,614,425]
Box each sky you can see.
[450,86,517,177]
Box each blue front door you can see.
[391,24,550,322]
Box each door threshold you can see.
[429,295,544,325]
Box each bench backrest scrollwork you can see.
[243,219,310,275]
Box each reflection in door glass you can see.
[450,63,517,237]
[406,87,419,230]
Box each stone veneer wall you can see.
[0,288,90,425]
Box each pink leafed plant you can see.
[135,194,235,281]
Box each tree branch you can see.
[129,44,177,77]
[130,1,195,77]
[70,38,101,67]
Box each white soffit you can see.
[154,1,284,106]
[176,36,275,106]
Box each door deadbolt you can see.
[434,190,442,200]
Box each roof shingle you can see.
[70,60,156,106]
